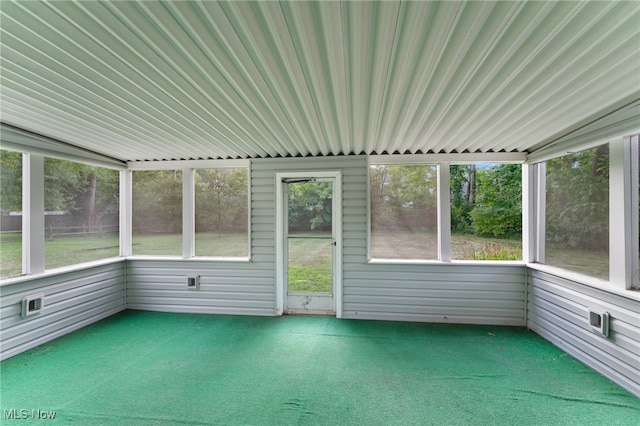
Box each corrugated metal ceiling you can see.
[1,1,639,162]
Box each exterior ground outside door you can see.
[276,172,342,317]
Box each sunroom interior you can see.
[1,0,639,420]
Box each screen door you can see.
[284,178,335,314]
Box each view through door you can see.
[285,179,335,314]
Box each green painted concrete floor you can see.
[1,310,638,425]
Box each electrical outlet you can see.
[186,274,200,290]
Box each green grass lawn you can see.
[132,232,248,256]
[288,234,332,293]
[0,232,121,278]
[1,231,609,282]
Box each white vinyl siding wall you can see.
[125,156,528,324]
[125,260,274,316]
[0,260,126,360]
[527,268,640,397]
[345,263,526,325]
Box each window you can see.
[370,165,438,260]
[0,150,22,278]
[543,144,609,280]
[450,164,522,260]
[195,168,248,257]
[44,157,120,269]
[132,170,182,256]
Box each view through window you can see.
[44,157,120,269]
[0,150,22,278]
[195,168,249,257]
[132,170,182,256]
[544,144,609,280]
[370,165,438,260]
[450,164,522,260]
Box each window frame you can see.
[527,133,639,291]
[367,153,526,264]
[126,159,251,261]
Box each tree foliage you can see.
[370,165,438,232]
[44,158,119,231]
[132,170,182,234]
[287,181,332,232]
[0,150,22,212]
[469,164,522,238]
[545,145,609,252]
[195,168,248,234]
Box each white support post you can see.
[437,164,451,262]
[535,163,546,263]
[522,164,536,263]
[22,153,45,274]
[609,138,634,289]
[119,170,132,257]
[630,137,639,287]
[183,168,195,259]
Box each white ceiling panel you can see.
[1,0,638,162]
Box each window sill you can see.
[0,257,126,287]
[126,255,251,263]
[368,258,525,266]
[526,262,640,301]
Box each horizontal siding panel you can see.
[346,286,524,300]
[528,294,638,362]
[530,270,640,312]
[528,311,639,395]
[528,306,638,375]
[126,293,273,306]
[2,290,124,341]
[345,311,523,326]
[127,305,274,316]
[529,284,639,343]
[125,258,276,315]
[346,296,524,310]
[251,192,275,202]
[527,269,640,397]
[344,270,524,284]
[127,289,272,301]
[0,264,124,300]
[346,304,524,318]
[0,262,126,360]
[342,196,367,208]
[530,274,639,324]
[0,279,123,327]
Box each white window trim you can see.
[1,124,126,170]
[529,134,640,291]
[183,169,195,259]
[120,170,132,257]
[609,136,637,290]
[126,161,252,261]
[367,154,525,264]
[127,159,249,170]
[437,164,451,262]
[22,153,45,275]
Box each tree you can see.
[287,181,332,232]
[545,146,609,252]
[0,150,22,213]
[195,168,248,234]
[132,170,182,234]
[469,164,522,238]
[370,165,437,232]
[450,165,474,234]
[44,158,119,232]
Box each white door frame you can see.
[275,171,343,317]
